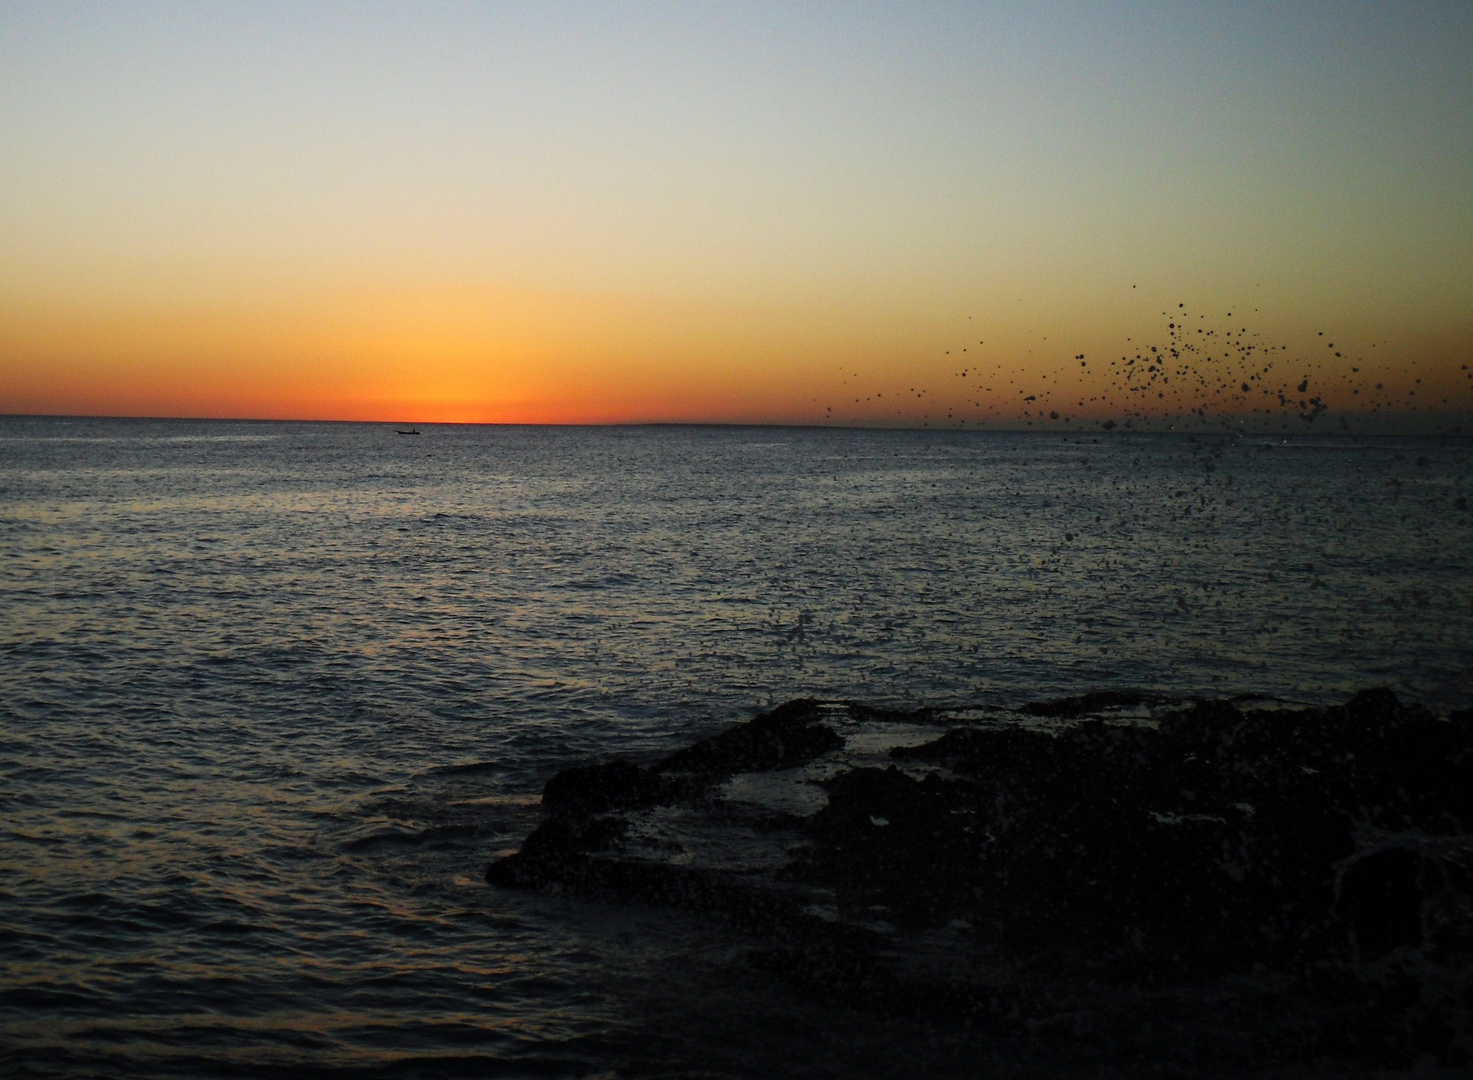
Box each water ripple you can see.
[1,417,1470,1076]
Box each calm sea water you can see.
[2,417,1470,1078]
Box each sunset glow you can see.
[2,3,1469,427]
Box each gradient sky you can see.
[2,1,1470,425]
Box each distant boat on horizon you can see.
[396,427,420,435]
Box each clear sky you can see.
[2,1,1470,426]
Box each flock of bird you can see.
[825,299,1471,433]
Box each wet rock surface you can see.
[488,689,1473,1069]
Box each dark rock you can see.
[487,689,1473,1066]
[1336,847,1424,958]
[788,767,985,928]
[541,758,664,814]
[827,688,1467,980]
[487,812,627,890]
[653,698,841,778]
[535,700,843,817]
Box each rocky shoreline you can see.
[487,689,1472,1068]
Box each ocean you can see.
[2,416,1470,1078]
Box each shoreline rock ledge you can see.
[488,689,1472,1067]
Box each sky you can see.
[1,1,1470,427]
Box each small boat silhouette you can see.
[396,428,420,435]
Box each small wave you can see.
[0,985,97,1010]
[339,826,425,852]
[434,760,503,776]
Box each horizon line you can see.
[3,410,1469,437]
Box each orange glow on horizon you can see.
[3,278,1468,428]
[0,278,904,424]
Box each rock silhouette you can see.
[488,689,1473,1067]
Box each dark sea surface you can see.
[2,416,1470,1078]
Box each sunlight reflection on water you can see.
[1,417,1469,1076]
